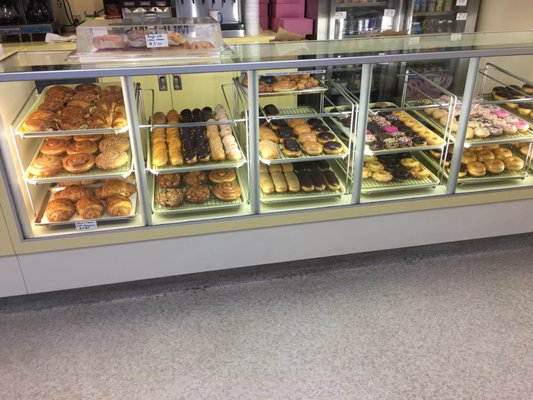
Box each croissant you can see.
[54,185,95,203]
[76,197,104,219]
[45,199,75,222]
[95,182,137,199]
[106,195,132,216]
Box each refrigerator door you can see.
[329,0,406,40]
[405,0,480,34]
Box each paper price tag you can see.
[146,33,169,48]
[335,11,347,19]
[409,36,420,45]
[456,13,468,21]
[384,9,396,17]
[450,33,462,41]
[456,0,468,6]
[75,221,98,231]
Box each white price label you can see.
[456,0,468,6]
[409,36,420,45]
[384,9,396,17]
[145,33,169,48]
[75,221,97,231]
[456,13,468,21]
[450,33,462,41]
[335,11,347,19]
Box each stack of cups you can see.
[245,0,260,36]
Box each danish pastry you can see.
[62,153,95,174]
[95,150,128,170]
[98,136,130,152]
[66,140,98,155]
[40,138,68,156]
[213,181,242,201]
[209,169,236,183]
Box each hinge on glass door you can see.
[172,75,182,90]
[157,75,168,91]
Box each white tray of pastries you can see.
[420,146,527,185]
[361,152,439,194]
[152,169,245,214]
[409,96,533,146]
[240,71,328,96]
[147,107,246,174]
[15,83,128,138]
[35,180,138,227]
[258,106,350,165]
[259,161,345,204]
[25,135,133,184]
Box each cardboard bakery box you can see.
[270,17,313,36]
[270,2,305,18]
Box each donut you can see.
[95,150,128,170]
[323,141,343,155]
[519,145,532,157]
[184,171,207,186]
[263,104,279,116]
[400,157,421,169]
[302,140,323,156]
[460,150,477,164]
[185,184,210,203]
[287,118,306,128]
[484,159,505,174]
[209,169,236,183]
[62,153,95,174]
[362,167,372,179]
[213,181,241,201]
[493,147,513,160]
[466,161,486,177]
[40,138,68,156]
[366,161,384,172]
[316,131,336,144]
[67,140,98,155]
[410,166,430,179]
[156,188,184,207]
[503,156,524,171]
[28,155,63,177]
[292,124,312,136]
[372,170,393,182]
[298,132,317,143]
[476,150,495,162]
[323,170,341,190]
[282,138,302,157]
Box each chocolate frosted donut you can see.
[323,170,341,190]
[310,170,327,191]
[307,118,324,128]
[270,119,287,129]
[180,108,192,119]
[202,106,213,121]
[323,141,343,155]
[312,125,330,133]
[283,138,301,156]
[277,126,296,139]
[296,170,314,192]
[264,104,279,116]
[260,76,276,85]
[317,131,336,144]
[316,160,330,171]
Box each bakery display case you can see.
[1,31,533,296]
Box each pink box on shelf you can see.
[260,3,269,17]
[271,2,305,18]
[271,0,304,4]
[270,17,313,35]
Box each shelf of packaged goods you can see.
[238,71,328,97]
[152,171,246,214]
[260,160,346,204]
[336,2,388,8]
[408,101,533,147]
[413,11,456,17]
[34,186,138,227]
[259,106,350,165]
[361,152,440,194]
[419,150,527,185]
[24,144,134,185]
[146,125,246,174]
[15,83,127,138]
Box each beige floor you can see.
[1,234,532,400]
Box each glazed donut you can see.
[466,161,486,177]
[62,153,95,174]
[372,170,393,182]
[400,157,421,169]
[28,155,63,177]
[366,161,384,172]
[67,140,98,155]
[476,150,495,162]
[484,159,505,174]
[209,169,236,183]
[95,150,128,170]
[493,147,513,160]
[483,144,500,151]
[461,151,477,164]
[40,138,69,156]
[410,166,430,179]
[213,181,242,201]
[503,156,524,171]
[302,140,324,156]
[362,167,372,179]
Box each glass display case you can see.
[0,31,533,245]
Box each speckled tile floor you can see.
[1,234,533,400]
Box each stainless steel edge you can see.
[247,70,260,215]
[121,76,152,225]
[446,57,481,194]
